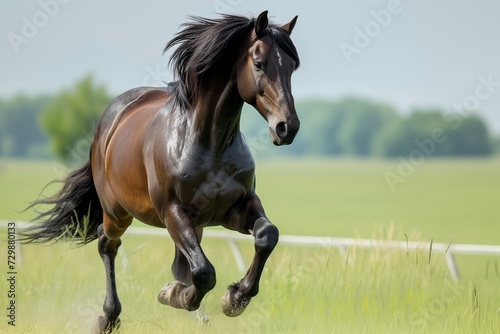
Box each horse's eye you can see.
[253,60,263,71]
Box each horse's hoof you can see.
[158,281,186,308]
[95,315,120,334]
[221,287,251,317]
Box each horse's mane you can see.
[164,13,300,109]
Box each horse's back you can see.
[91,85,174,226]
[95,85,174,140]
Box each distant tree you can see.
[0,95,50,158]
[296,98,398,156]
[446,116,492,156]
[41,75,112,165]
[295,99,344,156]
[371,118,406,157]
[373,109,493,157]
[335,98,398,156]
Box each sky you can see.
[1,0,499,133]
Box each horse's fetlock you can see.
[192,266,216,292]
[103,298,122,319]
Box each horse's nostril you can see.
[275,121,287,139]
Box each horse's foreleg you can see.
[171,229,204,285]
[221,194,279,317]
[158,205,215,311]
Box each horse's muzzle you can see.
[270,117,300,146]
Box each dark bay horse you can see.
[22,11,300,332]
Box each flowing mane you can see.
[164,13,300,109]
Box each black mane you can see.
[164,13,300,109]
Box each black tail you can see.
[20,160,102,246]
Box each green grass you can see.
[256,158,500,245]
[1,158,500,333]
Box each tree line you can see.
[242,98,499,158]
[1,75,499,163]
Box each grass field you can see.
[1,158,500,333]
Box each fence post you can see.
[445,252,460,281]
[227,238,246,272]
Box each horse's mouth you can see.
[270,129,296,146]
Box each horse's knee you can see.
[101,214,132,241]
[97,232,122,256]
[192,264,216,292]
[254,218,279,255]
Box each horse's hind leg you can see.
[95,215,132,333]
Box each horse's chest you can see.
[190,169,248,212]
[175,158,255,223]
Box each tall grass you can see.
[1,229,499,333]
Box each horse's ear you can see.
[282,15,298,35]
[255,10,269,37]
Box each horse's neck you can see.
[191,79,244,153]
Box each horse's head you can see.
[237,11,300,146]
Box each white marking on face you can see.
[276,48,283,67]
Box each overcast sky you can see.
[1,0,499,133]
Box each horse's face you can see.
[237,12,300,146]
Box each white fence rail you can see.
[3,220,500,281]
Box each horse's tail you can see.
[19,160,102,246]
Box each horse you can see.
[21,10,300,333]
